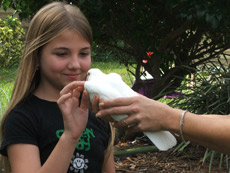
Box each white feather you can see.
[84,68,177,151]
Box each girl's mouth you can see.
[65,74,79,80]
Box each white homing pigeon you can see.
[84,68,177,151]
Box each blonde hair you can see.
[0,2,94,172]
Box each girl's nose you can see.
[68,55,80,69]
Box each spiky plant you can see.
[168,54,230,172]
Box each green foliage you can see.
[0,87,10,116]
[92,43,119,62]
[201,149,229,173]
[167,54,230,172]
[168,55,230,115]
[77,0,230,98]
[0,67,16,117]
[0,16,25,68]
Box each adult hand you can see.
[82,91,100,114]
[96,95,173,133]
[57,81,88,142]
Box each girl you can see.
[0,2,115,173]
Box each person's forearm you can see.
[200,114,230,118]
[38,133,79,173]
[167,109,230,154]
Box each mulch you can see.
[114,139,229,173]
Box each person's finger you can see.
[126,124,142,134]
[72,88,81,98]
[60,81,85,95]
[82,90,91,109]
[80,90,89,110]
[91,94,99,114]
[114,116,137,129]
[57,92,72,105]
[96,105,136,118]
[75,85,85,92]
[122,119,129,129]
[99,115,115,123]
[99,96,137,109]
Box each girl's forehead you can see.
[53,30,83,42]
[46,30,90,49]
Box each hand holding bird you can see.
[84,68,177,151]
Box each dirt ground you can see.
[114,139,229,173]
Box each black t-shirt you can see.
[0,95,111,173]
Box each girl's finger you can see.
[57,92,72,105]
[72,88,81,98]
[80,90,90,110]
[60,81,85,95]
[82,90,91,109]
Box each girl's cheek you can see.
[82,58,91,70]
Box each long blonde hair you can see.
[0,2,93,172]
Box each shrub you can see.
[0,16,25,68]
[167,55,230,172]
[168,56,230,115]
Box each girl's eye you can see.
[56,52,68,57]
[80,52,90,57]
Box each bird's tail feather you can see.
[144,131,177,151]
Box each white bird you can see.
[84,68,177,151]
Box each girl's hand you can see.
[57,81,88,142]
[82,91,100,114]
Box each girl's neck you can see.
[34,85,60,102]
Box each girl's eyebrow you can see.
[53,46,91,50]
[53,47,68,50]
[81,47,91,51]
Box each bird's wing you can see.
[144,131,177,151]
[84,68,177,150]
[85,80,129,121]
[84,80,123,100]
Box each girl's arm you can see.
[7,81,88,173]
[102,149,115,173]
[8,132,81,173]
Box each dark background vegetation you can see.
[2,0,230,99]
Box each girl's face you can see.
[39,29,91,92]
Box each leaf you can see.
[219,153,223,169]
[201,149,210,164]
[209,151,216,173]
[2,0,10,11]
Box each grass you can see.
[0,68,17,116]
[0,61,133,116]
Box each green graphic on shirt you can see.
[56,128,95,151]
[77,128,95,151]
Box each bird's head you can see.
[86,68,104,81]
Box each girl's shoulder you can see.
[7,94,60,124]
